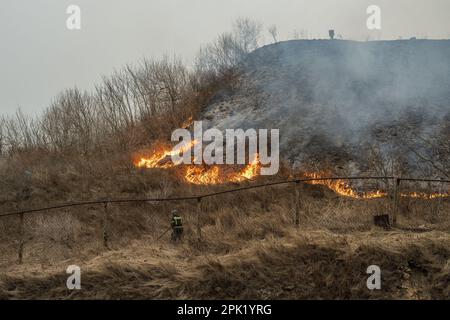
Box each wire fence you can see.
[0,176,449,267]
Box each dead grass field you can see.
[1,178,449,300]
[1,227,450,299]
[1,32,449,300]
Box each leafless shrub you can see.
[195,18,262,84]
[233,17,263,54]
[268,25,278,43]
[0,56,202,157]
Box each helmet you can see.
[171,209,178,216]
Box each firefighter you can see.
[171,209,183,242]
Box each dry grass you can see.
[1,24,448,299]
[0,169,449,299]
[1,228,450,299]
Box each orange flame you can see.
[185,154,261,185]
[230,154,261,182]
[400,191,449,199]
[134,140,448,198]
[185,166,221,185]
[303,172,387,199]
[136,140,198,169]
[135,142,260,185]
[302,172,450,200]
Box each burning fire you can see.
[231,154,261,182]
[134,141,448,198]
[135,143,261,185]
[400,191,450,199]
[136,140,199,169]
[185,166,221,185]
[184,157,260,185]
[302,172,387,199]
[302,172,449,200]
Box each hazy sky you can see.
[1,0,449,116]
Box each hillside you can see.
[202,40,450,177]
[1,39,449,300]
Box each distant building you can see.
[329,30,335,40]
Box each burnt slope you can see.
[202,40,450,176]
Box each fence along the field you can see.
[1,176,449,265]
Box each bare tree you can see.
[404,134,450,179]
[195,17,264,85]
[268,25,278,43]
[233,17,263,54]
[0,18,265,160]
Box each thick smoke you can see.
[202,39,450,177]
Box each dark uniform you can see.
[171,212,183,242]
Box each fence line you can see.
[1,175,449,265]
[1,176,449,218]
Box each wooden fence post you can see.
[18,213,24,264]
[103,202,109,249]
[294,181,301,227]
[392,177,401,227]
[197,198,202,240]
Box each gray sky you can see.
[1,0,449,116]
